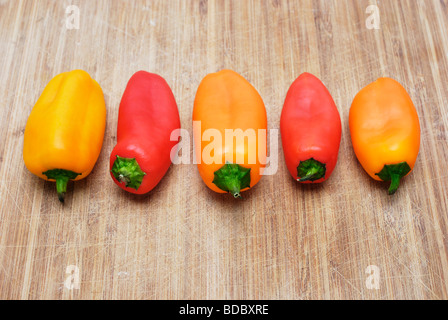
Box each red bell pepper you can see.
[280,73,341,183]
[110,71,181,194]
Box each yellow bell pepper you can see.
[23,70,106,202]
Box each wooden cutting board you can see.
[0,0,447,300]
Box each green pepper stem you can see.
[298,167,321,182]
[212,163,251,199]
[388,174,401,195]
[111,156,146,190]
[42,169,81,203]
[226,179,242,199]
[55,176,70,202]
[375,162,411,196]
[297,158,326,182]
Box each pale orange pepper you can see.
[193,70,267,198]
[349,78,420,194]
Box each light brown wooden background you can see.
[0,0,447,300]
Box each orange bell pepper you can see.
[23,70,106,202]
[193,70,267,198]
[349,78,420,195]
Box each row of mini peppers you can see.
[23,70,420,202]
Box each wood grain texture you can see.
[0,0,447,300]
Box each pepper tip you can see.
[58,192,66,203]
[232,192,242,199]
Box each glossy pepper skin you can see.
[281,73,341,183]
[193,70,267,198]
[23,70,106,202]
[110,71,181,195]
[349,78,421,195]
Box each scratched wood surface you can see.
[0,0,447,300]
